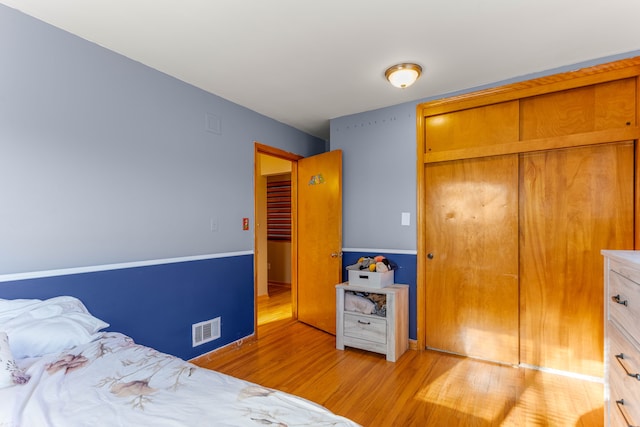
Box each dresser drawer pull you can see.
[616,353,640,381]
[357,320,371,325]
[613,294,629,306]
[615,399,639,427]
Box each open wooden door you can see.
[296,150,342,334]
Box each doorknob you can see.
[427,253,434,259]
[331,252,343,258]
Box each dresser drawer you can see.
[344,313,386,344]
[609,270,640,340]
[611,260,640,287]
[609,323,640,427]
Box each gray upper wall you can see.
[331,104,418,252]
[3,4,639,272]
[0,5,324,274]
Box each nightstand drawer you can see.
[609,270,640,340]
[609,323,640,427]
[344,313,386,344]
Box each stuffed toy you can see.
[346,255,397,273]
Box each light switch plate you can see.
[401,212,410,226]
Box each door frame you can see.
[254,142,303,337]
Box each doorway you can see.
[254,144,302,332]
[259,172,293,326]
[254,143,343,337]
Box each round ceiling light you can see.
[385,63,422,89]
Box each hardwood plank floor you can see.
[257,282,291,326]
[195,285,604,426]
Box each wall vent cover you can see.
[192,317,221,347]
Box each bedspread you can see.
[0,332,359,427]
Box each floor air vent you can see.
[192,317,221,347]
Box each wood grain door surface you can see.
[519,142,634,377]
[425,154,520,364]
[297,150,342,334]
[424,142,634,374]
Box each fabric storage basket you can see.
[348,269,394,288]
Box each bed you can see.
[0,296,360,427]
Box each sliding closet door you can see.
[520,142,634,377]
[425,155,519,364]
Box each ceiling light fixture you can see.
[385,63,422,89]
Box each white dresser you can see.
[335,283,409,362]
[603,250,640,427]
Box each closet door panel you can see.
[425,155,519,364]
[520,142,634,377]
[519,78,636,140]
[424,101,519,153]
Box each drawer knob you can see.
[616,353,640,381]
[357,320,371,325]
[613,294,629,306]
[615,399,637,427]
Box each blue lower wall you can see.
[0,251,416,359]
[0,254,254,361]
[342,251,417,340]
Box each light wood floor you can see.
[256,282,292,326]
[195,285,604,426]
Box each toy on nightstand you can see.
[347,255,397,273]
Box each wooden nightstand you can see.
[335,282,409,362]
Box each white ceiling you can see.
[3,0,640,140]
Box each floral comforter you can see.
[0,332,360,427]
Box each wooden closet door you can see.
[520,142,634,377]
[425,155,519,364]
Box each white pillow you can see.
[0,295,93,323]
[0,332,30,388]
[0,296,109,359]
